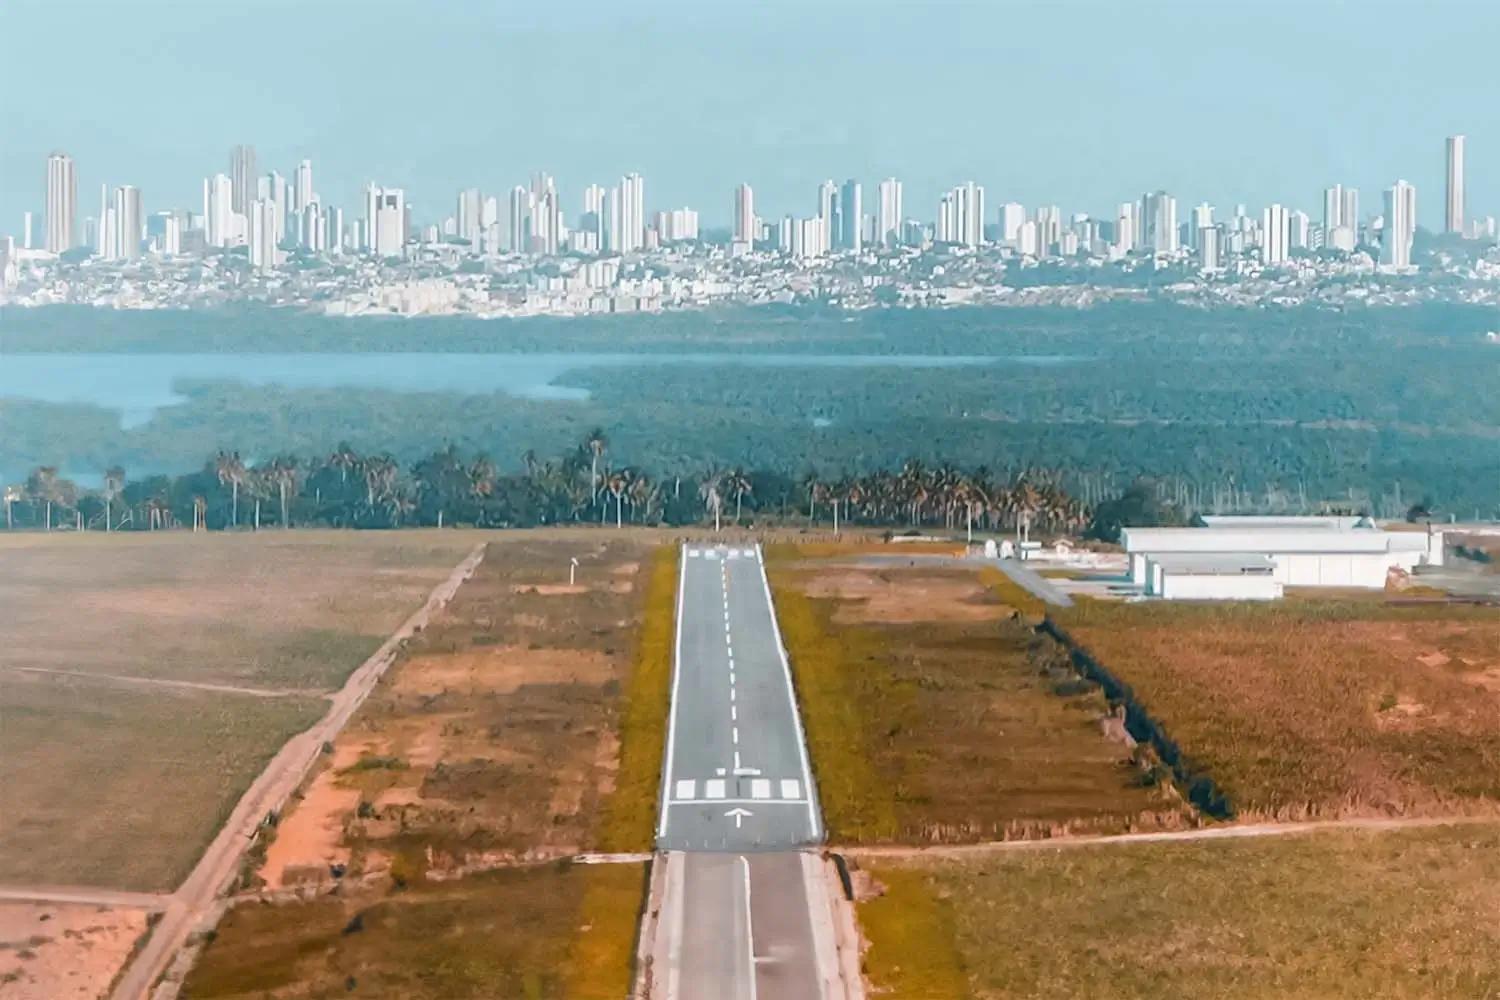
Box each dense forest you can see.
[4,436,1093,538]
[2,303,1497,517]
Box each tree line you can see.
[3,431,1092,538]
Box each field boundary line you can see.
[108,542,488,1000]
[2,665,329,700]
[839,814,1500,861]
[0,886,171,911]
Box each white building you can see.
[294,159,314,213]
[249,198,279,271]
[619,173,645,253]
[112,185,142,261]
[998,201,1025,246]
[1144,554,1283,601]
[1122,516,1444,596]
[877,178,902,248]
[1446,135,1465,235]
[733,183,755,246]
[457,187,482,248]
[367,185,405,257]
[1381,180,1416,269]
[1261,204,1288,265]
[839,178,862,252]
[204,173,236,248]
[46,152,76,254]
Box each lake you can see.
[0,351,1078,429]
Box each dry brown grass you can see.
[0,531,479,892]
[1057,599,1500,819]
[858,823,1500,999]
[0,672,325,891]
[184,860,645,1000]
[189,535,666,998]
[0,530,479,689]
[770,551,1187,844]
[262,537,658,886]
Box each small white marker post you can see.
[569,557,579,586]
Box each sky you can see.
[2,0,1497,232]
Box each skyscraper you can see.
[997,202,1025,246]
[508,185,529,252]
[366,185,405,257]
[1381,179,1416,269]
[1116,202,1137,254]
[1323,184,1345,234]
[733,183,755,245]
[960,181,984,248]
[1140,191,1178,254]
[877,178,902,248]
[457,188,482,247]
[46,152,76,254]
[582,183,607,247]
[529,173,561,254]
[229,145,257,216]
[816,180,836,250]
[294,159,314,214]
[1260,204,1288,265]
[249,198,278,271]
[839,179,862,252]
[258,172,288,244]
[619,173,645,252]
[204,174,235,247]
[1445,135,1465,235]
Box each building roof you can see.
[1198,515,1371,531]
[1123,526,1405,554]
[1148,553,1277,576]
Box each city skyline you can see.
[11,132,1492,269]
[3,1,1497,231]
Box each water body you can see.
[0,352,1077,429]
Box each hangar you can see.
[1122,516,1444,595]
[1144,553,1283,600]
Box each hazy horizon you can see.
[2,0,1496,231]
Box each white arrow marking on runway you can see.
[725,807,753,829]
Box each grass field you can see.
[0,530,477,689]
[766,546,1185,844]
[260,537,662,883]
[184,860,645,1000]
[0,530,480,891]
[858,823,1500,999]
[0,674,324,890]
[193,536,668,997]
[1057,599,1500,819]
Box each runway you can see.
[651,543,840,1000]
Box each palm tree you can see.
[215,451,247,527]
[585,429,608,505]
[627,474,655,524]
[268,456,301,529]
[362,454,399,511]
[699,472,724,532]
[25,467,74,532]
[606,470,632,528]
[102,466,126,532]
[327,441,360,485]
[728,469,753,525]
[2,484,18,530]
